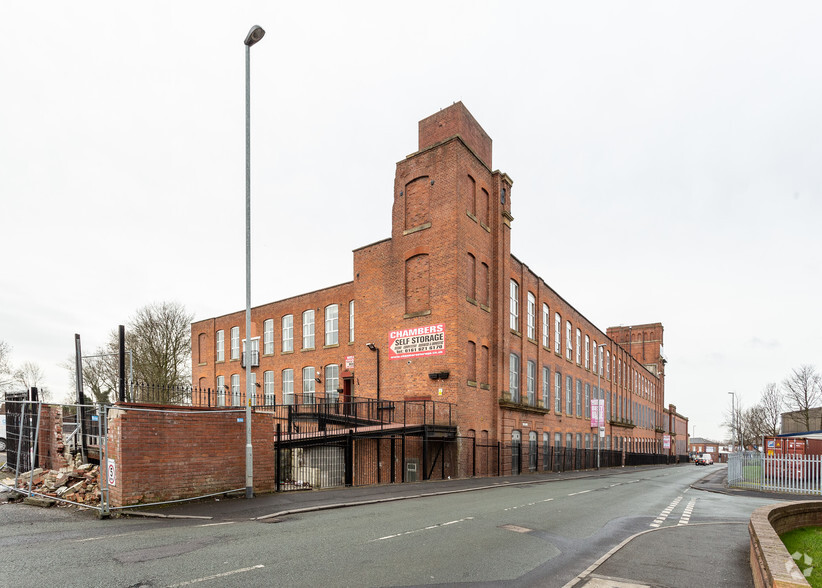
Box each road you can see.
[0,464,780,587]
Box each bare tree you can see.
[62,302,194,404]
[14,360,50,402]
[782,365,822,432]
[128,301,193,389]
[0,339,14,392]
[759,382,782,437]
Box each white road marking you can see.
[678,498,697,526]
[197,521,236,527]
[568,490,592,496]
[165,564,264,587]
[650,496,682,528]
[370,517,474,542]
[503,498,553,511]
[76,532,139,543]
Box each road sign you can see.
[107,458,116,486]
[599,426,605,438]
[590,400,605,427]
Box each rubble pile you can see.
[1,455,101,506]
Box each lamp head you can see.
[244,25,266,47]
[366,343,377,351]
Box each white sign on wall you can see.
[388,324,446,359]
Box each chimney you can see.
[418,102,492,168]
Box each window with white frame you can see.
[248,371,257,406]
[231,373,240,406]
[566,321,573,360]
[282,315,293,353]
[526,360,536,406]
[606,351,611,379]
[216,330,225,362]
[263,319,274,355]
[542,304,550,348]
[302,366,315,404]
[349,300,354,342]
[566,433,573,449]
[216,375,225,407]
[325,364,339,401]
[555,313,561,354]
[566,375,573,414]
[576,433,582,449]
[555,432,562,447]
[575,328,581,364]
[584,335,590,369]
[325,304,338,346]
[592,339,598,373]
[585,383,591,419]
[282,369,294,405]
[509,353,520,402]
[230,326,240,360]
[242,338,259,366]
[264,370,274,405]
[542,366,550,409]
[554,371,562,412]
[576,379,582,416]
[302,310,315,349]
[526,292,536,340]
[509,280,519,332]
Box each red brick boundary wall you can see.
[749,502,821,588]
[106,404,276,507]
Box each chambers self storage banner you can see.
[388,324,445,359]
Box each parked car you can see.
[0,413,6,452]
[694,453,714,465]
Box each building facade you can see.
[191,102,678,454]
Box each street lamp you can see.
[244,24,265,500]
[366,342,380,402]
[596,343,607,469]
[728,391,735,453]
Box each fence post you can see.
[345,429,354,487]
[401,433,406,483]
[15,402,26,488]
[390,436,396,483]
[275,423,281,493]
[422,426,429,481]
[472,436,476,477]
[99,404,111,518]
[29,402,42,497]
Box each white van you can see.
[0,413,6,452]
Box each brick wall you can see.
[106,404,275,507]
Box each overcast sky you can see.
[2,2,820,442]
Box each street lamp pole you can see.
[244,24,265,500]
[596,343,607,469]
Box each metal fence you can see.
[728,451,822,495]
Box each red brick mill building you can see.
[191,102,684,480]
